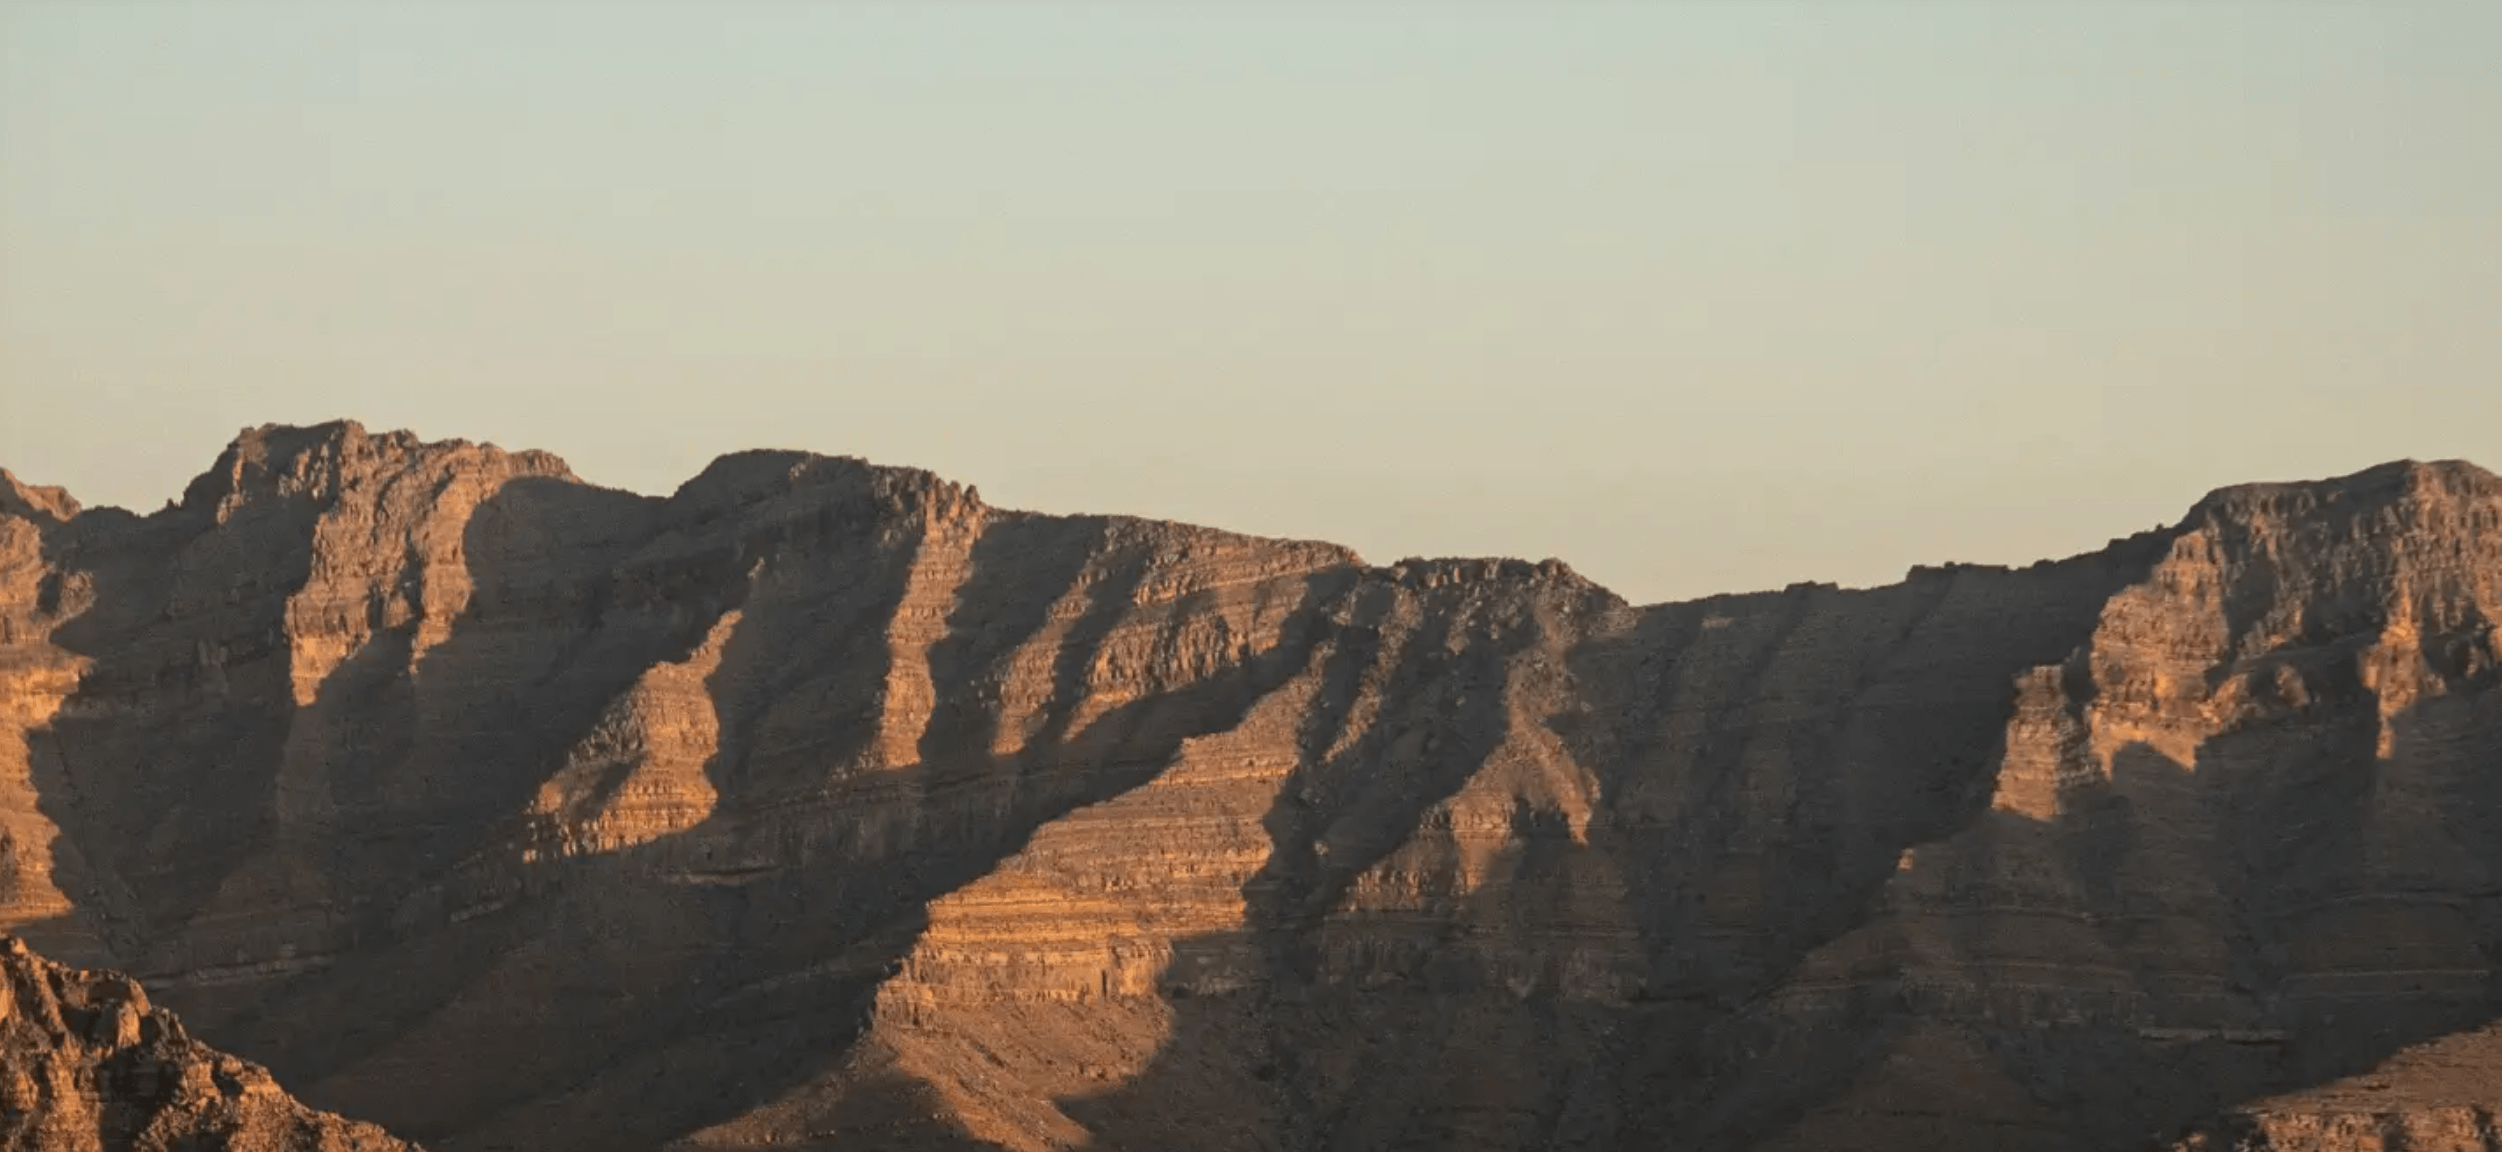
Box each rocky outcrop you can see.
[2,422,2499,1152]
[2168,1019,2502,1151]
[0,935,415,1152]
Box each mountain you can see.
[0,934,417,1152]
[2,421,2498,1151]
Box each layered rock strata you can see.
[2,424,2499,1152]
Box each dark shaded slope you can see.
[4,430,2501,1152]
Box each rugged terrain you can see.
[2,421,2499,1151]
[0,934,416,1152]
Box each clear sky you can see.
[2,3,2495,604]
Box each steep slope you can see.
[1709,460,2502,1152]
[0,934,416,1152]
[3,424,2500,1152]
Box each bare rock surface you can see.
[0,935,415,1152]
[3,422,2500,1152]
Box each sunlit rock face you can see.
[0,934,417,1152]
[3,424,2500,1152]
[2165,1018,2502,1152]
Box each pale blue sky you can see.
[3,3,2495,602]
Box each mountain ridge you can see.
[2,421,2499,1151]
[39,418,2476,603]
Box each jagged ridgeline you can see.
[3,421,2500,1152]
[0,936,416,1151]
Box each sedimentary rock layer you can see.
[2167,1018,2502,1151]
[3,423,2499,1152]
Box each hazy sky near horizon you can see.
[3,3,2496,603]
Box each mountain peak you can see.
[2190,457,2502,523]
[0,468,79,525]
[175,420,576,519]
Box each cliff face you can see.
[0,935,416,1152]
[2,424,2499,1152]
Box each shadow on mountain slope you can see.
[1023,546,2502,1152]
[332,470,1355,1150]
[19,436,2502,1152]
[17,439,1358,1150]
[1114,701,2493,1152]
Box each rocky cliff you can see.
[2,423,2498,1152]
[2169,1019,2502,1152]
[0,935,416,1152]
